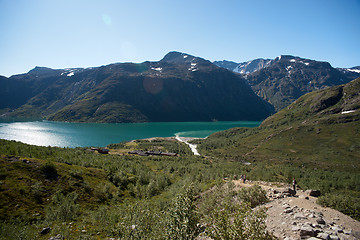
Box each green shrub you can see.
[317,192,360,221]
[0,220,36,240]
[31,181,44,204]
[205,202,273,240]
[166,184,200,240]
[45,191,79,221]
[238,185,268,208]
[69,169,83,180]
[40,161,58,180]
[94,183,114,202]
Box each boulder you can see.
[316,233,330,240]
[316,218,326,225]
[294,213,307,220]
[330,225,343,233]
[328,235,339,240]
[305,189,321,197]
[300,225,315,237]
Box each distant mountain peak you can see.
[160,51,209,65]
[28,66,55,74]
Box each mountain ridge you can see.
[0,51,274,123]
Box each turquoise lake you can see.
[0,121,261,148]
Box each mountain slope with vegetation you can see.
[198,78,360,219]
[0,52,273,123]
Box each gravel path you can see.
[232,180,360,240]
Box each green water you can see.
[0,120,261,148]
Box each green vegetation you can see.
[0,138,273,239]
[1,79,359,238]
[197,78,360,220]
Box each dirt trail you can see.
[232,180,360,240]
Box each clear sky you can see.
[0,0,359,77]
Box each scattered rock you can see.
[49,234,63,240]
[330,225,343,233]
[294,213,307,220]
[284,208,293,213]
[328,235,339,240]
[292,226,300,231]
[316,232,330,240]
[316,218,326,225]
[300,225,315,237]
[40,227,51,235]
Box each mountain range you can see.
[0,52,273,123]
[214,56,360,111]
[1,51,359,123]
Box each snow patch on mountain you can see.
[151,67,162,72]
[347,68,360,73]
[233,58,272,75]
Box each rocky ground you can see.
[233,180,360,240]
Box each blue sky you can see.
[0,0,359,77]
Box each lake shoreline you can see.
[0,120,261,148]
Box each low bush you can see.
[317,192,360,221]
[238,185,268,208]
[166,184,201,240]
[45,191,79,221]
[40,161,58,180]
[205,202,274,240]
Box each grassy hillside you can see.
[198,78,360,219]
[1,138,275,239]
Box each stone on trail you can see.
[316,232,331,240]
[316,217,326,225]
[305,189,321,197]
[300,225,315,237]
[294,213,307,220]
[328,235,340,240]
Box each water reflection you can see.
[0,120,261,148]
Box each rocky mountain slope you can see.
[0,52,274,123]
[212,60,238,71]
[246,55,360,111]
[215,56,360,112]
[233,58,273,74]
[213,58,272,74]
